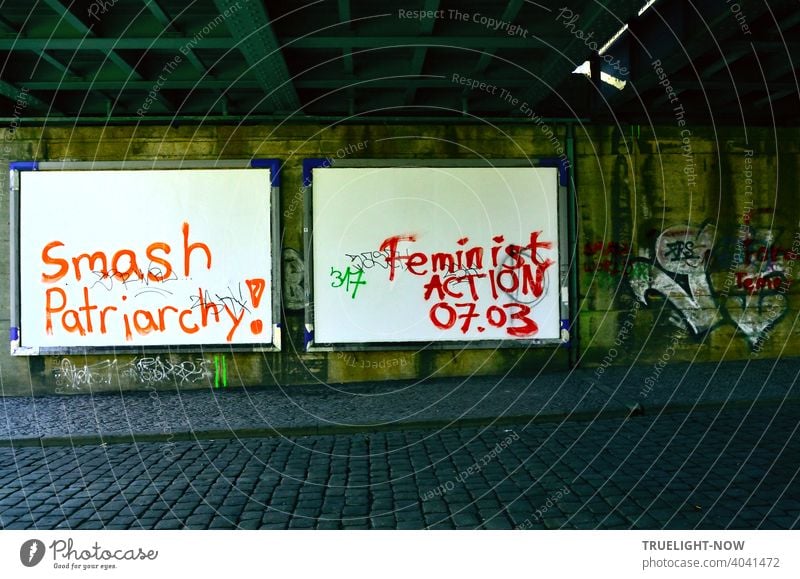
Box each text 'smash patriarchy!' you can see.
[18,169,274,349]
[40,223,267,342]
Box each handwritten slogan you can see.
[377,232,552,336]
[41,223,267,341]
[19,169,274,349]
[325,231,558,342]
[312,167,561,344]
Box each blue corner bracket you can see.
[9,161,39,171]
[560,319,572,348]
[9,327,19,341]
[302,158,333,187]
[250,158,281,187]
[537,158,569,187]
[303,327,314,349]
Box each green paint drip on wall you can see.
[213,356,228,389]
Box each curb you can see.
[2,397,797,448]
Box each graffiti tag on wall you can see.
[282,248,305,310]
[628,221,797,347]
[54,355,218,393]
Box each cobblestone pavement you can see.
[1,402,797,530]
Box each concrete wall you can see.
[1,123,797,395]
[578,125,800,373]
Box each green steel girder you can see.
[0,79,54,113]
[0,35,559,51]
[143,0,207,74]
[21,77,543,91]
[212,0,300,113]
[40,0,175,114]
[404,0,441,106]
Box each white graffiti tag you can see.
[629,223,723,334]
[629,222,788,346]
[120,356,213,385]
[54,359,117,392]
[53,356,214,391]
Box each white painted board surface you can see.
[18,169,274,349]
[311,166,561,344]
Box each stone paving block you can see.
[505,502,534,518]
[542,516,570,529]
[184,514,213,526]
[601,522,631,529]
[78,521,109,530]
[341,519,370,529]
[595,513,632,527]
[190,504,216,516]
[342,505,369,517]
[238,506,264,518]
[451,513,480,527]
[270,491,299,502]
[614,500,647,517]
[168,505,195,518]
[4,521,36,529]
[661,517,699,530]
[295,498,324,510]
[8,514,36,526]
[53,520,74,529]
[427,520,455,530]
[208,517,237,529]
[292,506,320,518]
[394,511,425,523]
[393,491,420,502]
[316,520,341,529]
[160,490,185,501]
[321,498,345,511]
[586,500,614,515]
[1,507,33,517]
[757,518,792,530]
[370,486,394,498]
[32,515,68,527]
[288,517,316,529]
[154,518,184,529]
[369,503,394,517]
[636,509,680,528]
[370,517,395,529]
[215,504,245,517]
[344,494,369,506]
[421,500,448,514]
[262,510,291,524]
[475,497,501,510]
[627,512,662,529]
[395,521,423,530]
[482,517,514,530]
[423,512,451,525]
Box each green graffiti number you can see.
[330,266,367,299]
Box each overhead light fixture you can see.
[571,0,659,89]
[572,61,627,90]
